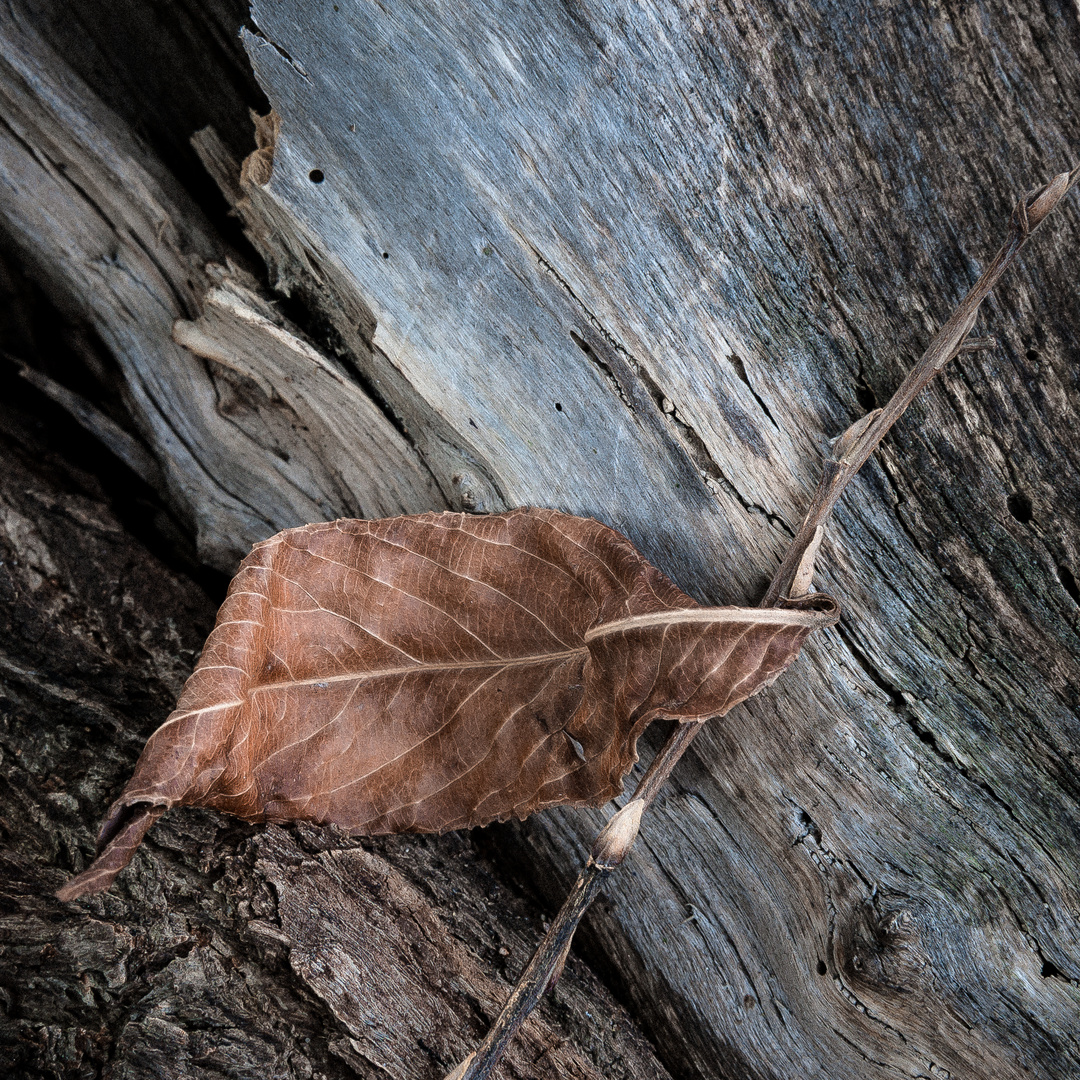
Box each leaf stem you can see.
[446,169,1076,1080]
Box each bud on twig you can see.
[590,799,646,869]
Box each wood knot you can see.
[835,896,927,998]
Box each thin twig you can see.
[445,722,699,1080]
[762,168,1077,605]
[446,169,1077,1080]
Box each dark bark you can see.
[0,292,669,1080]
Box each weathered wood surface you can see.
[234,2,1080,1076]
[0,5,444,573]
[0,278,669,1078]
[2,0,1079,1077]
[0,5,671,1079]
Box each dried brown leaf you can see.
[58,509,836,901]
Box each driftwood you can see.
[1,0,1079,1078]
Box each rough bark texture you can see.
[1,1,1079,1078]
[0,374,670,1079]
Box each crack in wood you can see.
[726,352,778,428]
[533,245,791,529]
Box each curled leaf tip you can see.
[56,804,163,901]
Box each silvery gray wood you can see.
[1,0,1078,1077]
[238,2,1080,1077]
[0,6,670,1078]
[0,8,444,574]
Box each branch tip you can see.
[1017,167,1078,235]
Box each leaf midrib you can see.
[163,606,826,726]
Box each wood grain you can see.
[0,8,444,572]
[2,0,1079,1076]
[235,2,1080,1076]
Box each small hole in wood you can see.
[382,252,390,259]
[1007,493,1034,524]
[554,402,563,412]
[1057,565,1080,607]
[1041,959,1063,978]
[308,169,324,183]
[855,383,878,411]
[816,960,827,976]
[1026,349,1040,362]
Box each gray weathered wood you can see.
[2,0,1079,1077]
[0,7,671,1078]
[234,2,1080,1076]
[0,7,445,573]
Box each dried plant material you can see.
[590,798,646,869]
[241,108,278,187]
[58,508,836,901]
